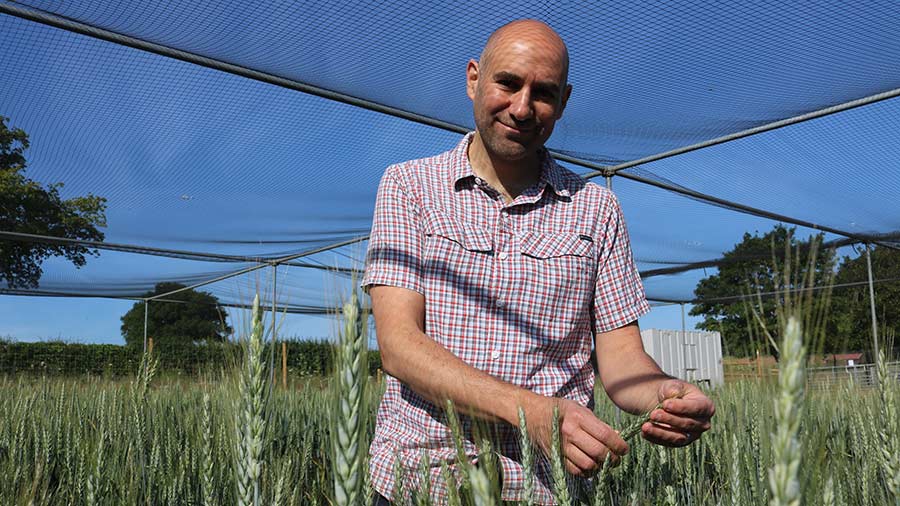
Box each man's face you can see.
[467,35,571,163]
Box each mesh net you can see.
[2,0,899,319]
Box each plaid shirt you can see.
[362,133,650,504]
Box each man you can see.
[362,19,714,504]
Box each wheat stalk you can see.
[549,404,572,506]
[768,316,805,506]
[517,406,536,506]
[201,392,216,506]
[876,349,900,504]
[235,294,269,506]
[331,290,368,506]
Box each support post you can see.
[865,243,880,360]
[605,175,612,190]
[681,303,688,380]
[143,299,149,354]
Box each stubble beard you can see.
[480,122,541,163]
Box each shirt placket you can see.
[473,177,509,375]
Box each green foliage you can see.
[0,116,107,289]
[690,226,835,357]
[0,339,382,378]
[120,282,233,347]
[827,245,900,354]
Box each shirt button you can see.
[497,251,509,260]
[496,298,505,308]
[491,350,501,360]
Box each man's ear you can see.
[466,59,479,100]
[557,83,573,118]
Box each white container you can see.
[639,328,724,387]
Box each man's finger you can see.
[567,424,629,461]
[650,409,712,433]
[661,397,715,418]
[641,422,693,447]
[570,415,629,457]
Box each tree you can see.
[120,282,233,348]
[827,245,900,355]
[0,116,107,289]
[689,225,836,357]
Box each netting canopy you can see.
[2,0,899,320]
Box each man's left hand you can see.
[641,379,715,447]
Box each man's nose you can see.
[509,89,534,122]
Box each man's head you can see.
[467,19,572,164]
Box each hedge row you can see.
[0,339,382,378]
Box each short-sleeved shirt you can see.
[362,133,650,504]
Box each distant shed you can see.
[640,329,724,387]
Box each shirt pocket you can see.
[421,210,493,283]
[518,232,595,326]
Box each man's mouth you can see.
[498,121,534,135]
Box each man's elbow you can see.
[375,331,408,379]
[378,345,400,378]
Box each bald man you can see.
[363,20,714,505]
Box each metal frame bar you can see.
[0,230,363,269]
[648,275,900,305]
[0,287,337,314]
[0,2,468,135]
[146,236,367,301]
[581,87,900,177]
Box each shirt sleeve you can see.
[593,191,651,334]
[361,165,424,294]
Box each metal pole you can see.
[681,303,688,380]
[143,299,149,354]
[865,243,880,359]
[605,175,612,190]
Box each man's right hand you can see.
[523,396,629,477]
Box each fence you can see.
[806,361,900,389]
[724,354,900,389]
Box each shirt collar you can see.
[450,132,571,198]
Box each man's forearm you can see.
[596,322,675,415]
[601,350,673,414]
[379,323,543,426]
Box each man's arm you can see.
[371,284,629,476]
[595,321,715,446]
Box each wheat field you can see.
[1,370,898,504]
[1,299,898,505]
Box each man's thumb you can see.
[658,379,686,401]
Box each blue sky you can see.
[1,1,899,346]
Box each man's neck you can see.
[467,132,542,203]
